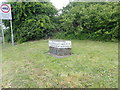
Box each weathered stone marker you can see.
[49,40,72,56]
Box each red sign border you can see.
[0,4,10,13]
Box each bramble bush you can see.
[4,1,57,43]
[4,2,119,43]
[55,2,119,42]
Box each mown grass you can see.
[1,40,118,88]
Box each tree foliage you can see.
[3,2,119,43]
[56,2,119,41]
[4,1,57,43]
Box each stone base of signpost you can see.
[48,52,72,58]
[49,47,72,56]
[48,40,72,57]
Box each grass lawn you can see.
[1,40,118,88]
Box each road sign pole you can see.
[0,19,5,47]
[0,4,14,46]
[10,20,14,46]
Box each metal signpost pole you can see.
[0,4,14,46]
[0,19,5,47]
[10,20,14,46]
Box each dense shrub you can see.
[3,2,119,43]
[56,2,119,42]
[4,2,57,43]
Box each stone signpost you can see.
[48,40,72,56]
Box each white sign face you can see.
[49,40,72,48]
[0,4,12,20]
